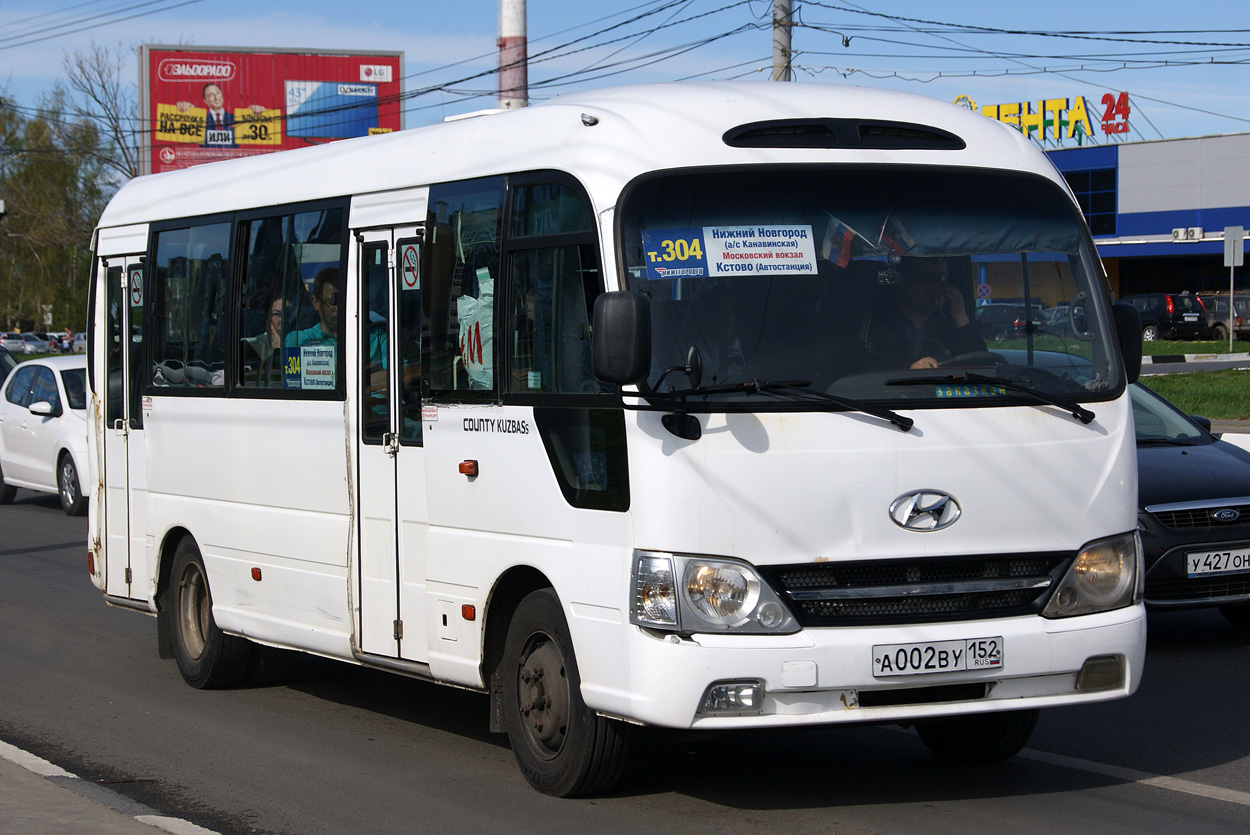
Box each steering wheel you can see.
[940,351,1008,368]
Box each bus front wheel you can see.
[168,537,253,689]
[502,589,630,797]
[916,708,1039,763]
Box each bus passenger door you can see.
[100,257,150,601]
[357,228,430,662]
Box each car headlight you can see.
[1042,532,1141,618]
[630,551,798,634]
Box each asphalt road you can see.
[2,490,1248,834]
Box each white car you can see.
[0,355,90,515]
[0,333,23,352]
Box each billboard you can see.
[139,46,404,174]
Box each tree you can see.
[58,42,141,183]
[0,90,108,332]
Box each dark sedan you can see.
[1133,382,1250,627]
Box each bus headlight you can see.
[1042,532,1140,618]
[630,551,799,634]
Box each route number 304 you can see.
[647,237,703,263]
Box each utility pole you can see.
[498,0,529,109]
[772,0,793,81]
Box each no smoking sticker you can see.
[400,243,420,290]
[128,267,144,307]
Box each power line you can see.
[0,0,206,51]
[801,2,1250,48]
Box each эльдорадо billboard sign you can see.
[141,46,403,174]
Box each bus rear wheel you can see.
[502,589,629,797]
[916,708,1039,763]
[168,537,254,689]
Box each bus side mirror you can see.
[1113,301,1142,383]
[592,291,651,385]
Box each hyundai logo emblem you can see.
[1212,508,1241,523]
[890,490,962,532]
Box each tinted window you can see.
[237,208,343,392]
[620,167,1122,405]
[61,369,86,410]
[150,223,231,389]
[426,178,504,396]
[30,367,59,410]
[5,366,37,407]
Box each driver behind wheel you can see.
[856,256,986,370]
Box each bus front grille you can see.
[761,554,1071,627]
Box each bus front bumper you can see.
[578,604,1146,729]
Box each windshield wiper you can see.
[887,371,1095,424]
[647,379,914,432]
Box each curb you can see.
[0,739,218,835]
[1141,352,1250,365]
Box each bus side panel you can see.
[144,396,357,659]
[422,404,634,691]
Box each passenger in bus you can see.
[243,293,291,383]
[857,256,984,370]
[286,268,339,347]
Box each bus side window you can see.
[508,244,602,394]
[236,208,343,392]
[506,182,604,395]
[150,223,231,390]
[425,178,504,397]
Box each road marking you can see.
[883,727,1250,808]
[0,738,221,833]
[136,815,220,835]
[1018,748,1250,808]
[0,739,74,778]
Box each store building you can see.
[1047,134,1250,298]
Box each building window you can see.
[1062,168,1116,236]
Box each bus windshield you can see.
[619,166,1119,409]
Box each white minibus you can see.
[86,81,1146,796]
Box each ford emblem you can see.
[1212,508,1241,523]
[890,490,962,532]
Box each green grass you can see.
[1141,339,1250,356]
[1140,369,1250,420]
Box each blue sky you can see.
[1,0,1248,142]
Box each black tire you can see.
[502,589,630,796]
[1142,323,1158,341]
[58,454,87,517]
[0,460,15,504]
[916,708,1039,763]
[168,537,254,689]
[1213,324,1229,341]
[991,328,1008,343]
[1218,603,1250,629]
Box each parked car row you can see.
[0,331,85,354]
[1196,293,1250,340]
[1119,293,1206,341]
[1115,291,1250,342]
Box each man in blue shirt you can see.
[287,268,339,347]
